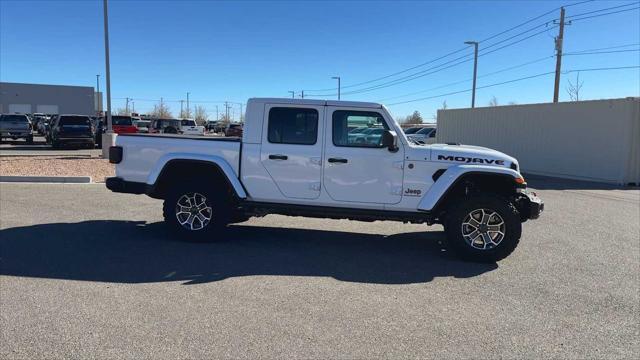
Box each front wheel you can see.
[444,195,522,263]
[163,182,232,241]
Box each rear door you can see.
[259,104,323,200]
[323,107,405,204]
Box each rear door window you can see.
[268,107,318,145]
[112,116,133,126]
[1,115,29,122]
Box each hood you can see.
[405,143,519,171]
[429,143,518,170]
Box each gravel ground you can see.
[0,156,114,182]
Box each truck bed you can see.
[115,133,241,184]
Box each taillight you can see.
[109,146,123,164]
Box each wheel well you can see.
[150,160,236,200]
[432,173,518,215]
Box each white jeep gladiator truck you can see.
[107,98,543,262]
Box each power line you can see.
[565,1,639,19]
[569,5,640,22]
[377,55,554,102]
[328,25,559,97]
[564,49,640,56]
[564,42,640,53]
[386,65,639,106]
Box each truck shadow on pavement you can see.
[0,220,497,285]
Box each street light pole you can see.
[332,76,341,100]
[103,0,112,133]
[464,41,479,108]
[186,92,190,117]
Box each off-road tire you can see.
[444,195,521,263]
[163,181,232,241]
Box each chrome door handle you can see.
[328,158,348,163]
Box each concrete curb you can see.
[0,176,92,183]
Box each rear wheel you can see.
[444,195,521,262]
[163,181,232,241]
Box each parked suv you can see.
[224,123,243,137]
[149,118,181,134]
[49,114,95,149]
[111,115,138,134]
[0,114,33,144]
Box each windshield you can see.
[416,127,435,135]
[403,127,420,134]
[59,116,91,126]
[136,121,150,127]
[0,115,29,122]
[112,116,133,126]
[181,120,196,126]
[229,124,241,129]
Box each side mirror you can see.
[381,130,398,152]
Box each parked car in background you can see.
[111,115,138,134]
[49,114,95,149]
[149,118,181,134]
[91,116,104,148]
[179,119,205,135]
[44,115,57,142]
[407,126,437,144]
[402,126,422,135]
[225,123,243,137]
[0,114,33,144]
[36,115,51,135]
[30,113,46,133]
[133,119,151,133]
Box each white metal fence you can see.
[437,98,640,185]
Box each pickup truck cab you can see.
[107,98,543,262]
[179,119,205,136]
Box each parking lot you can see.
[0,178,638,358]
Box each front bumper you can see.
[518,190,544,220]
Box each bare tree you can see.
[194,105,209,125]
[150,101,173,118]
[115,107,129,115]
[402,110,423,125]
[488,96,499,107]
[566,72,584,101]
[441,100,448,110]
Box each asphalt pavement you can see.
[0,181,638,358]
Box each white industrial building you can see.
[437,97,640,185]
[0,82,97,115]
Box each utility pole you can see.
[224,102,230,122]
[464,41,479,108]
[239,103,244,123]
[131,101,135,113]
[125,97,130,113]
[186,92,190,117]
[216,105,219,121]
[301,90,304,99]
[332,76,341,100]
[553,7,566,103]
[180,100,184,117]
[288,91,295,99]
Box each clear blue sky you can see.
[1,0,639,121]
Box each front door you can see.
[323,107,405,204]
[260,104,323,200]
